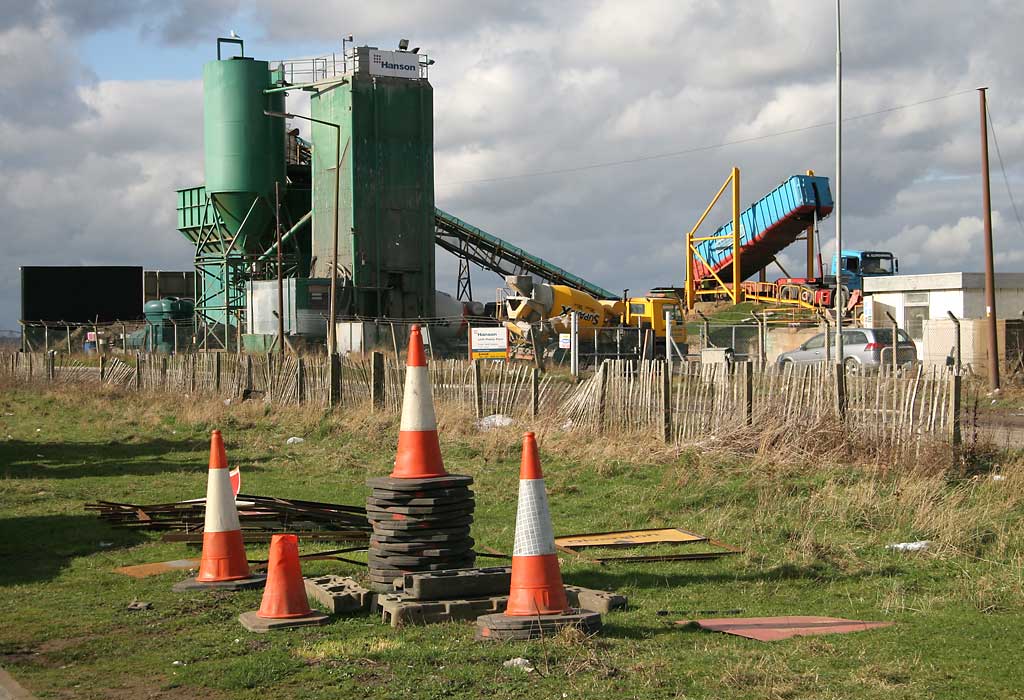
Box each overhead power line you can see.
[986,102,1024,238]
[439,88,977,186]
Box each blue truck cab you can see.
[831,249,898,291]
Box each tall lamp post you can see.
[833,0,844,372]
[265,110,342,356]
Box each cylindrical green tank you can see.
[203,56,285,251]
[144,297,195,353]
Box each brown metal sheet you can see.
[679,616,893,642]
[555,528,706,549]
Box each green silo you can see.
[203,55,285,250]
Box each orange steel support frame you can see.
[685,167,742,309]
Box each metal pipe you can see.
[275,182,285,355]
[266,110,342,356]
[979,87,1000,391]
[262,77,348,95]
[258,210,312,261]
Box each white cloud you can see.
[2,1,1024,328]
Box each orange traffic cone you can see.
[506,432,570,616]
[474,433,601,640]
[258,534,312,618]
[173,431,265,591]
[239,534,329,632]
[392,324,448,479]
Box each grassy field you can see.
[1,380,1023,699]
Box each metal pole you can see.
[833,0,845,371]
[570,312,579,380]
[328,123,341,356]
[947,311,961,375]
[665,310,673,375]
[806,169,816,277]
[275,181,285,355]
[885,311,898,376]
[979,87,1000,391]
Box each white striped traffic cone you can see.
[196,430,252,582]
[505,432,570,616]
[391,325,448,479]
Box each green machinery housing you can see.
[309,45,435,319]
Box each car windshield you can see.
[861,255,893,274]
[871,328,912,344]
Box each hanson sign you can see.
[367,50,420,79]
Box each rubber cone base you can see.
[173,574,266,592]
[474,609,602,641]
[239,609,329,633]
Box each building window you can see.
[905,305,929,340]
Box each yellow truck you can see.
[503,275,686,347]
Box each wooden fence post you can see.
[531,367,539,418]
[214,352,222,394]
[296,357,306,405]
[662,360,672,443]
[99,354,107,382]
[472,360,483,419]
[597,361,608,429]
[160,356,168,389]
[134,352,142,391]
[371,351,385,412]
[743,361,754,425]
[47,351,55,381]
[329,353,341,407]
[949,373,962,446]
[189,354,197,394]
[835,363,847,419]
[245,354,254,393]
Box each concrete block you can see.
[398,566,512,600]
[304,575,373,614]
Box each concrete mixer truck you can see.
[502,275,686,354]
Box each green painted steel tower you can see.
[310,46,435,319]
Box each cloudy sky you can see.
[2,0,1022,329]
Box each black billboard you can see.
[20,266,144,323]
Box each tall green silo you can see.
[193,45,288,340]
[203,56,285,250]
[310,46,435,319]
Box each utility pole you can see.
[275,182,285,355]
[979,87,1000,391]
[833,0,844,373]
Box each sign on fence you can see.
[559,333,572,350]
[469,327,509,360]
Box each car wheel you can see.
[844,358,860,375]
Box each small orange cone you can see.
[505,432,570,616]
[257,534,311,618]
[239,534,329,632]
[391,324,448,479]
[196,430,252,582]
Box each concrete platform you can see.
[238,610,330,633]
[172,574,266,592]
[475,609,602,641]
